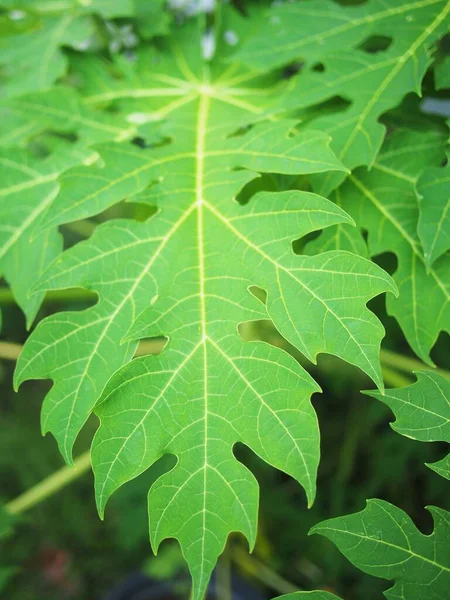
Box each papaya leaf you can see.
[238,0,450,195]
[0,143,94,329]
[14,17,396,600]
[427,455,450,480]
[311,499,450,600]
[236,0,447,71]
[365,371,450,480]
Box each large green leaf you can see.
[366,371,450,480]
[306,129,449,363]
[15,19,395,600]
[311,500,450,600]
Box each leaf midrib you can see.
[195,86,210,592]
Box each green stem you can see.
[5,451,91,515]
[0,337,167,362]
[380,349,450,380]
[0,341,22,361]
[232,545,299,595]
[0,287,96,305]
[331,398,366,518]
[381,366,412,388]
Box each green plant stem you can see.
[5,451,91,515]
[331,398,366,517]
[381,366,412,388]
[232,545,299,595]
[216,544,232,600]
[0,341,21,361]
[0,287,96,305]
[380,348,450,380]
[0,338,167,362]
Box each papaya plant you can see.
[0,1,449,599]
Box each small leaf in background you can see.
[427,455,450,480]
[311,499,450,600]
[0,143,93,328]
[366,371,450,480]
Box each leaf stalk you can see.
[5,450,91,515]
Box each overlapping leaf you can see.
[366,371,450,480]
[237,0,447,71]
[427,455,450,479]
[306,129,449,363]
[0,141,94,329]
[417,158,450,269]
[0,86,135,330]
[15,20,396,600]
[238,0,450,195]
[311,500,450,600]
